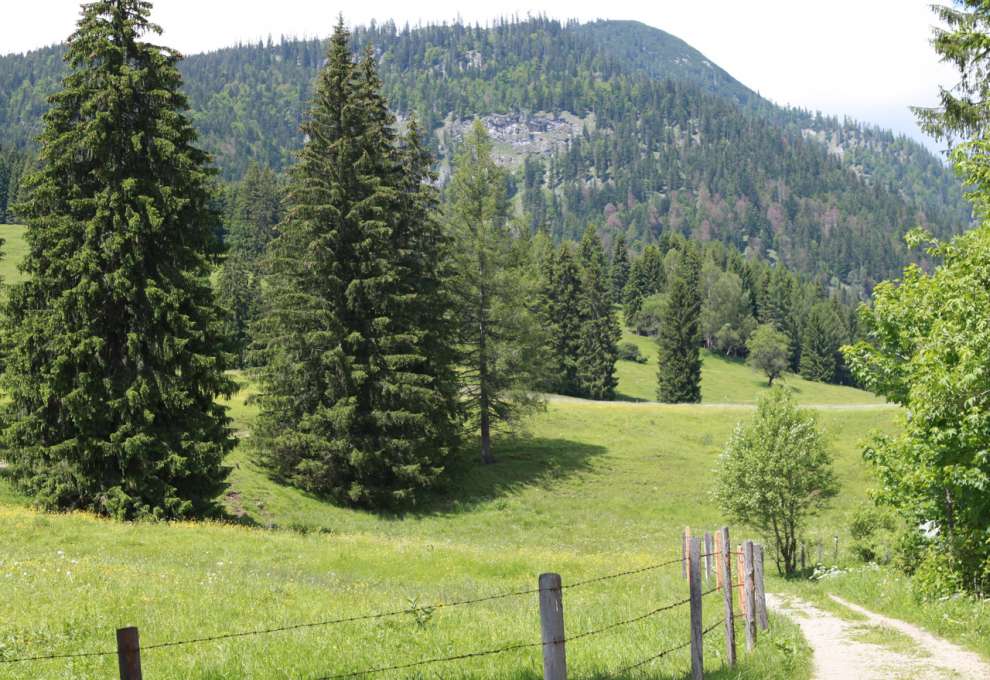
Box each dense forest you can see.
[0,18,971,294]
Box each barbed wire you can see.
[0,557,686,665]
[312,593,696,679]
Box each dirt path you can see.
[767,592,990,679]
[543,394,894,410]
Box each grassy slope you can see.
[0,224,901,678]
[616,327,885,405]
[0,224,27,284]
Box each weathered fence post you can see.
[736,546,745,618]
[801,542,806,571]
[688,536,704,680]
[703,531,713,581]
[753,544,768,631]
[116,627,142,680]
[714,531,723,590]
[834,535,839,563]
[742,541,757,651]
[539,573,567,680]
[718,527,736,668]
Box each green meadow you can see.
[0,224,901,679]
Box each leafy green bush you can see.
[848,503,898,563]
[617,341,647,363]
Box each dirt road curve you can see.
[767,592,990,680]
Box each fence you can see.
[0,525,768,680]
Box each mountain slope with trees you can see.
[0,18,971,292]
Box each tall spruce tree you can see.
[610,234,630,303]
[542,243,583,395]
[448,120,544,464]
[253,25,460,506]
[577,226,621,399]
[0,0,234,519]
[657,245,703,403]
[799,301,845,383]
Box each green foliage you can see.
[799,301,847,383]
[845,223,990,591]
[215,162,283,367]
[617,340,647,363]
[0,0,235,519]
[714,387,838,574]
[576,226,621,400]
[0,18,971,289]
[629,292,666,337]
[913,1,990,145]
[609,234,630,303]
[746,324,791,386]
[700,258,757,357]
[848,503,899,564]
[541,243,583,395]
[447,120,545,463]
[253,26,461,506]
[656,245,702,403]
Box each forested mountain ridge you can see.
[0,17,970,292]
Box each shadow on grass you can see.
[405,435,608,518]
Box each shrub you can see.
[617,341,647,363]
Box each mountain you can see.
[0,17,972,293]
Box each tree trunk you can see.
[478,279,494,465]
[480,401,493,464]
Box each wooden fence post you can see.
[753,544,768,631]
[714,531,723,591]
[801,542,806,571]
[704,532,713,581]
[742,541,757,651]
[116,627,142,680]
[834,535,839,563]
[688,536,704,680]
[718,527,736,668]
[539,573,567,680]
[736,546,745,618]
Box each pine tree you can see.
[657,245,702,403]
[0,0,234,519]
[542,243,583,395]
[610,234,630,302]
[448,120,544,464]
[253,25,460,506]
[577,226,621,399]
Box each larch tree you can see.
[0,0,235,519]
[448,120,544,464]
[252,24,461,506]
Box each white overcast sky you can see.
[0,0,959,154]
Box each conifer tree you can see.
[448,120,544,464]
[610,234,630,302]
[216,162,282,367]
[799,301,845,383]
[0,0,234,519]
[577,226,621,399]
[253,24,460,506]
[657,245,702,403]
[542,243,583,395]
